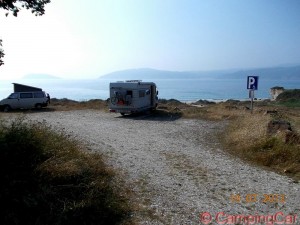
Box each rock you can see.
[264,110,278,115]
[173,107,181,111]
[225,105,238,110]
[285,131,300,144]
[267,120,292,135]
[193,99,216,105]
[270,87,285,101]
[226,99,240,104]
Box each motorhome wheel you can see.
[3,105,11,112]
[35,103,42,109]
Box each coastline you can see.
[1,78,299,102]
[48,97,271,105]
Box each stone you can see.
[267,120,292,135]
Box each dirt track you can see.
[4,110,300,224]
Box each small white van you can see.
[0,91,49,112]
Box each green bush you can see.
[276,89,300,107]
[276,89,300,101]
[0,118,132,225]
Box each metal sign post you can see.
[249,89,254,113]
[247,76,259,113]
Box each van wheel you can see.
[3,105,11,112]
[35,104,42,109]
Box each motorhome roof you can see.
[125,80,142,82]
[110,81,156,88]
[116,80,142,83]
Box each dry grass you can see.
[182,103,243,120]
[157,99,252,121]
[157,99,300,181]
[49,98,109,111]
[219,105,300,181]
[223,112,270,150]
[0,118,134,225]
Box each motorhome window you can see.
[34,92,45,98]
[8,93,18,99]
[139,90,145,98]
[126,90,133,96]
[20,93,33,99]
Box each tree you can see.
[0,40,4,66]
[0,0,51,66]
[1,0,50,16]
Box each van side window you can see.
[139,90,145,98]
[34,92,45,98]
[20,93,33,99]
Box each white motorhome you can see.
[109,80,158,115]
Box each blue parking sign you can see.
[247,76,259,90]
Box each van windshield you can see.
[8,93,18,99]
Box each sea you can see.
[0,78,299,102]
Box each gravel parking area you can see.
[3,110,299,224]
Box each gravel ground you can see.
[3,110,299,224]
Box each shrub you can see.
[275,89,300,107]
[0,118,132,225]
[222,112,300,181]
[276,89,300,101]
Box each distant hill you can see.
[223,66,300,80]
[99,66,300,80]
[99,68,228,80]
[23,74,60,79]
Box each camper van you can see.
[109,80,158,115]
[0,83,50,112]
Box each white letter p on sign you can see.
[247,76,258,90]
[248,77,255,89]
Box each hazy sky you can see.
[0,0,300,79]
